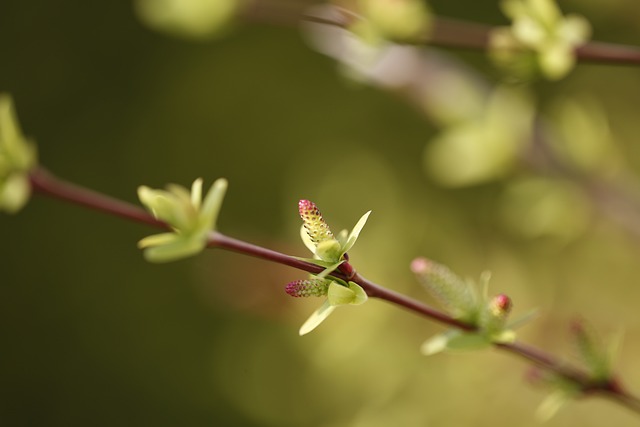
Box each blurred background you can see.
[2,0,640,425]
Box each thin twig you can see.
[27,168,640,415]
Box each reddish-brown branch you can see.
[26,168,640,415]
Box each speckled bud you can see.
[299,200,334,244]
[285,278,330,298]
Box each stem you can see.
[27,168,640,415]
[29,167,165,229]
[354,273,474,331]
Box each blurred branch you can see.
[241,1,640,65]
[28,167,640,415]
[524,124,640,243]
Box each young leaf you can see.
[342,210,371,253]
[299,300,336,336]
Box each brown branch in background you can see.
[241,0,640,65]
[524,124,640,244]
[28,168,640,415]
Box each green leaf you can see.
[421,331,453,356]
[138,232,179,249]
[317,261,345,279]
[292,256,340,270]
[141,234,206,263]
[327,281,356,305]
[200,177,228,227]
[491,329,516,343]
[299,225,316,253]
[506,308,540,330]
[479,271,491,301]
[0,173,30,213]
[299,300,336,336]
[0,94,38,214]
[421,330,491,356]
[135,0,240,40]
[316,238,342,262]
[190,177,203,209]
[446,331,491,351]
[342,210,371,254]
[347,282,368,305]
[536,390,570,422]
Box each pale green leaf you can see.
[316,238,342,262]
[421,330,490,355]
[292,256,339,269]
[343,210,371,254]
[142,235,206,263]
[135,0,239,40]
[507,308,540,329]
[200,178,228,228]
[348,282,368,305]
[190,177,203,209]
[0,172,30,213]
[166,183,192,205]
[300,224,316,253]
[299,300,336,336]
[446,331,491,351]
[317,260,345,279]
[479,271,491,301]
[539,43,574,80]
[560,15,591,45]
[327,281,356,306]
[420,331,454,356]
[536,390,569,422]
[492,329,516,343]
[137,232,178,249]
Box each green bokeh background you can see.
[2,1,640,426]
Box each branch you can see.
[27,167,640,415]
[241,1,640,66]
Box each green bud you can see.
[479,294,513,337]
[570,319,614,381]
[138,177,227,262]
[411,257,477,321]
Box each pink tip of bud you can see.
[494,294,512,312]
[298,199,316,215]
[410,257,431,274]
[285,281,301,297]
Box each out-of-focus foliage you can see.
[350,0,432,44]
[424,85,534,186]
[3,0,640,426]
[135,0,241,39]
[0,95,37,213]
[490,0,591,80]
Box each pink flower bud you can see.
[299,200,334,244]
[489,294,512,317]
[410,257,430,274]
[285,279,330,298]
